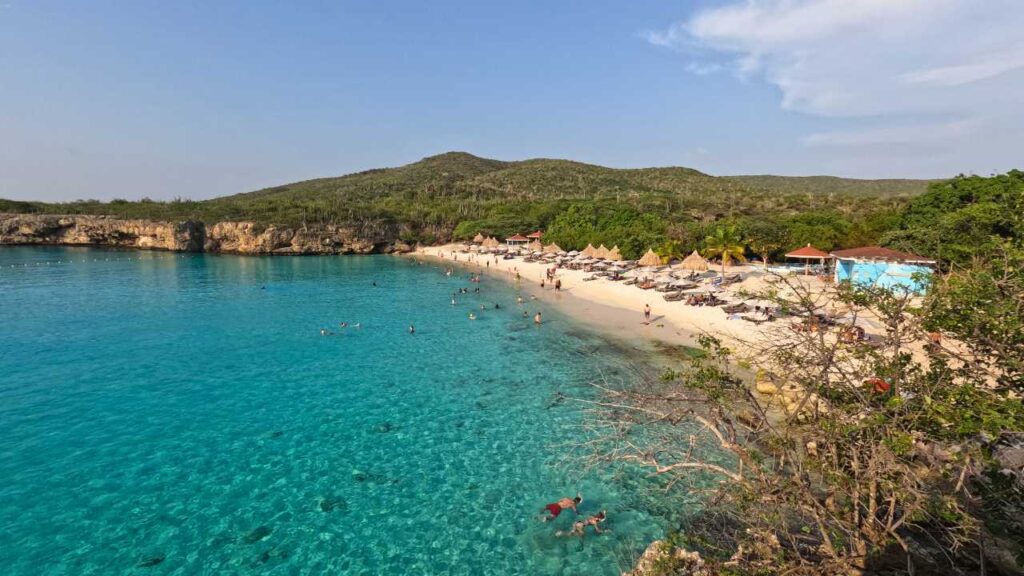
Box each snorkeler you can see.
[541,493,582,521]
[557,511,607,537]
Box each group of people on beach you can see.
[540,492,607,537]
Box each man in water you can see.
[408,324,415,334]
[541,493,582,521]
[534,312,542,325]
[558,511,607,537]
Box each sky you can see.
[1,0,1022,202]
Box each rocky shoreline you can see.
[0,213,413,255]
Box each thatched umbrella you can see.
[606,246,623,261]
[592,244,608,259]
[543,243,563,254]
[680,250,709,271]
[472,233,485,244]
[638,249,661,267]
[582,244,596,257]
[527,239,543,251]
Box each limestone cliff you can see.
[0,214,412,255]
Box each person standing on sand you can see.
[644,304,651,322]
[555,279,561,291]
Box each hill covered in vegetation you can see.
[0,152,934,259]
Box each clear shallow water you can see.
[0,247,693,575]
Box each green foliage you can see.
[885,169,1023,266]
[703,225,747,275]
[1,152,931,254]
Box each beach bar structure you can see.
[785,244,830,275]
[527,230,544,240]
[505,234,529,247]
[830,246,936,294]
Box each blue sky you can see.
[2,1,1022,201]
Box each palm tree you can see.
[703,225,747,278]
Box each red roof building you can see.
[505,234,529,245]
[526,230,544,239]
[785,244,830,259]
[830,246,935,263]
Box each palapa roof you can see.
[543,243,563,254]
[785,244,830,259]
[606,246,623,261]
[830,246,935,264]
[593,244,609,259]
[484,236,500,248]
[527,239,543,251]
[472,233,485,243]
[638,249,662,267]
[582,243,597,257]
[527,230,544,239]
[680,250,709,271]
[506,234,528,242]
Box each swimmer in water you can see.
[534,312,542,325]
[451,298,457,305]
[495,303,501,309]
[409,324,415,334]
[469,313,477,320]
[340,322,348,328]
[320,328,332,336]
[541,493,582,521]
[557,511,607,537]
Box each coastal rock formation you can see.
[0,213,413,255]
[623,541,709,576]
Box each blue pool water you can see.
[0,247,695,575]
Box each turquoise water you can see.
[0,247,693,575]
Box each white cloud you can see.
[649,0,1024,175]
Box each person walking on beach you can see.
[541,493,582,521]
[555,279,561,291]
[644,304,651,322]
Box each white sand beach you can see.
[413,244,835,362]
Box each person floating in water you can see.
[494,303,501,309]
[340,322,348,328]
[468,313,477,320]
[534,312,542,325]
[408,324,415,334]
[558,511,607,537]
[541,493,582,521]
[320,328,332,336]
